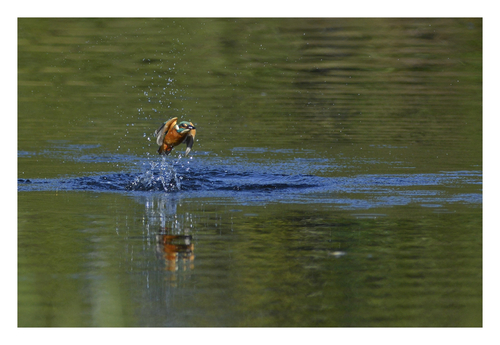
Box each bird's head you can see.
[175,121,196,134]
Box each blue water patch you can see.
[18,156,482,210]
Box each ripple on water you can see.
[17,157,482,209]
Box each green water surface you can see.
[18,18,482,327]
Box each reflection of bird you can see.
[155,232,195,272]
[154,117,196,156]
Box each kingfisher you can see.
[154,117,196,156]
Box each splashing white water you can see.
[128,158,181,192]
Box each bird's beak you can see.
[184,134,195,156]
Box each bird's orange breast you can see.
[164,129,187,146]
[158,128,189,154]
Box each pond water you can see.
[18,18,482,327]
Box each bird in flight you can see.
[154,117,196,156]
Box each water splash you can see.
[127,158,181,192]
